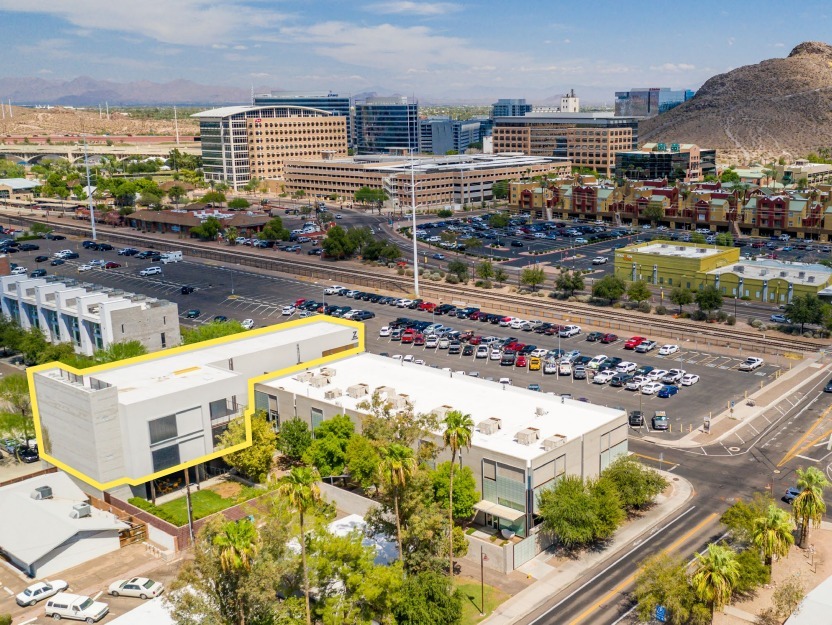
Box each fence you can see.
[513,531,556,568]
[0,466,57,488]
[319,482,378,517]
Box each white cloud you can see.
[774,42,785,48]
[249,72,271,78]
[649,63,696,73]
[0,0,285,46]
[212,44,228,50]
[280,21,512,72]
[363,1,461,16]
[564,38,571,44]
[727,37,735,46]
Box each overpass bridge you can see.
[0,141,201,164]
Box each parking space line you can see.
[796,454,819,463]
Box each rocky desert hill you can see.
[639,41,832,165]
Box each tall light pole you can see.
[83,138,97,241]
[410,152,420,297]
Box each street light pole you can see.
[83,138,97,241]
[410,152,420,297]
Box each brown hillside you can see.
[639,41,832,165]
[0,106,199,138]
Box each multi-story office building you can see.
[491,98,533,118]
[192,105,348,190]
[615,143,715,182]
[256,353,627,539]
[0,274,180,356]
[354,97,419,154]
[614,87,695,117]
[775,159,832,187]
[532,90,580,114]
[30,319,362,498]
[419,118,482,154]
[253,92,352,146]
[492,113,639,176]
[283,153,571,209]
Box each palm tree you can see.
[378,443,416,564]
[792,466,829,547]
[213,518,259,572]
[277,466,322,625]
[691,543,740,619]
[442,410,474,575]
[752,504,794,567]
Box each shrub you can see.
[638,302,652,313]
[445,274,460,284]
[612,302,624,308]
[404,269,414,277]
[726,315,736,326]
[655,305,668,315]
[690,310,708,321]
[804,331,815,338]
[716,311,728,322]
[747,317,757,326]
[475,279,492,288]
[740,295,752,301]
[750,319,766,329]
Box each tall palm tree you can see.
[213,518,259,572]
[691,543,740,619]
[378,443,416,564]
[442,410,474,576]
[277,466,322,625]
[752,504,794,567]
[793,466,829,547]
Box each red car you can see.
[600,333,619,344]
[295,298,306,307]
[413,333,425,346]
[515,355,528,367]
[624,336,646,350]
[401,331,415,344]
[418,301,437,312]
[459,331,474,342]
[468,335,483,345]
[469,311,481,321]
[103,261,121,269]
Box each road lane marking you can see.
[563,512,719,625]
[796,454,819,463]
[777,404,832,467]
[92,591,103,600]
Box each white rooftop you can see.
[0,471,126,565]
[261,353,624,463]
[0,178,41,190]
[622,242,725,259]
[709,259,832,285]
[39,320,349,404]
[301,153,568,174]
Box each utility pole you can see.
[84,138,97,240]
[184,468,195,544]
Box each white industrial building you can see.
[0,274,181,355]
[0,472,126,578]
[255,354,628,538]
[30,319,361,499]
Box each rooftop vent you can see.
[760,269,768,276]
[320,367,336,378]
[309,375,330,389]
[535,406,547,417]
[516,427,540,446]
[374,385,396,399]
[798,271,806,278]
[677,246,685,251]
[736,265,744,273]
[478,417,502,435]
[324,388,342,400]
[781,271,788,278]
[295,372,314,383]
[70,502,91,519]
[431,405,455,419]
[346,383,369,399]
[542,434,567,451]
[31,485,53,500]
[660,244,668,248]
[808,276,816,283]
[697,248,706,254]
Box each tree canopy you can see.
[218,411,277,483]
[592,275,627,304]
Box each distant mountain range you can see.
[639,41,832,163]
[0,76,255,106]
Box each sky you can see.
[1,0,830,103]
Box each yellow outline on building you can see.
[27,315,365,491]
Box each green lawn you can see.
[455,579,509,625]
[155,490,234,526]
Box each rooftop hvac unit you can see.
[736,265,744,273]
[760,269,767,276]
[70,502,91,519]
[31,485,53,500]
[478,417,502,435]
[320,367,336,378]
[295,372,314,383]
[535,406,547,417]
[393,393,410,409]
[516,427,540,446]
[798,271,806,278]
[808,276,816,283]
[324,388,342,400]
[374,385,396,399]
[697,248,706,253]
[677,246,685,251]
[542,434,567,451]
[309,375,330,389]
[660,244,668,248]
[346,383,369,399]
[781,271,788,278]
[431,405,454,419]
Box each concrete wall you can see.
[107,301,181,351]
[32,530,121,578]
[319,482,377,517]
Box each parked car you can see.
[77,264,93,272]
[34,255,49,263]
[108,577,164,599]
[591,256,607,265]
[658,344,679,356]
[824,379,832,393]
[635,340,657,353]
[44,593,109,622]
[18,444,39,463]
[628,411,644,426]
[681,373,700,386]
[103,261,121,269]
[139,266,162,277]
[241,319,255,330]
[599,333,618,344]
[281,305,296,316]
[641,382,664,395]
[559,325,581,338]
[585,331,604,342]
[181,285,195,294]
[652,411,669,430]
[770,314,790,324]
[213,315,228,323]
[657,385,679,398]
[593,370,615,384]
[623,336,646,350]
[185,309,200,319]
[661,369,686,384]
[50,258,65,266]
[30,269,47,277]
[16,580,69,607]
[784,487,802,504]
[739,357,764,371]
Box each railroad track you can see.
[10,215,828,355]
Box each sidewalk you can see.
[482,470,694,625]
[643,352,832,449]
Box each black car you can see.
[63,252,79,259]
[34,255,49,263]
[18,445,39,463]
[50,258,65,266]
[213,315,229,322]
[352,310,375,321]
[628,411,645,426]
[185,309,201,319]
[462,345,475,356]
[17,243,39,251]
[82,240,97,249]
[510,240,524,247]
[118,248,140,256]
[307,248,323,255]
[825,379,832,393]
[181,286,195,295]
[585,331,604,342]
[45,233,66,240]
[96,243,114,251]
[136,250,157,259]
[30,269,46,277]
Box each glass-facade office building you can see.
[614,88,695,117]
[354,97,419,154]
[254,92,352,146]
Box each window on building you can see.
[311,407,324,432]
[149,415,178,445]
[151,445,180,472]
[160,332,166,348]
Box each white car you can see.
[89,259,107,267]
[739,357,765,371]
[681,373,700,386]
[379,326,391,337]
[543,361,558,374]
[641,382,664,395]
[476,346,489,358]
[108,577,164,600]
[559,325,582,338]
[77,264,93,272]
[498,377,512,385]
[403,354,414,363]
[591,257,608,265]
[397,299,414,308]
[646,369,669,381]
[588,355,608,370]
[499,317,515,327]
[438,338,450,349]
[16,580,69,606]
[635,340,657,353]
[510,318,528,330]
[530,348,549,358]
[662,369,686,384]
[10,266,27,275]
[425,336,439,348]
[593,370,615,384]
[625,376,647,391]
[616,361,637,373]
[281,305,296,316]
[241,319,255,330]
[658,344,679,356]
[490,349,502,360]
[139,266,162,277]
[53,249,73,258]
[324,285,344,295]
